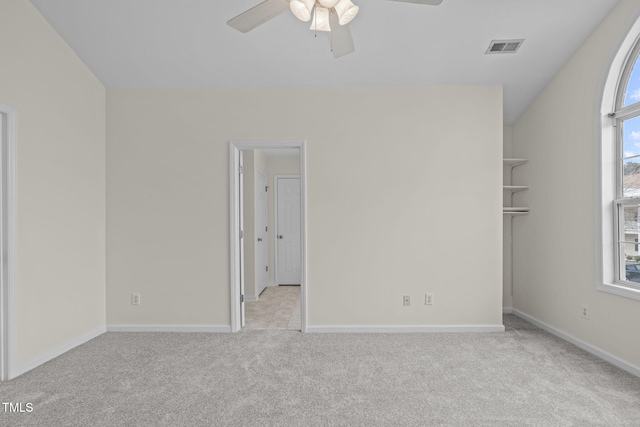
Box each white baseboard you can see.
[306,324,505,333]
[106,324,231,333]
[267,281,276,287]
[512,309,640,378]
[245,296,258,302]
[11,326,105,379]
[503,307,513,314]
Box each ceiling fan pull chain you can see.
[330,27,333,52]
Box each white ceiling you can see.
[30,0,620,124]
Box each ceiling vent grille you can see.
[486,39,524,54]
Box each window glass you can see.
[623,161,640,197]
[623,116,640,159]
[622,204,640,238]
[624,261,640,282]
[622,116,640,197]
[623,53,640,107]
[622,204,640,276]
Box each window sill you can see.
[597,282,640,301]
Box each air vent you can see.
[486,39,524,54]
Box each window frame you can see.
[613,40,640,290]
[598,17,640,300]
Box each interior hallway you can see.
[244,286,301,331]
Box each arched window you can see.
[613,44,640,286]
[600,17,640,300]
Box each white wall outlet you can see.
[425,293,434,305]
[581,304,589,319]
[403,295,410,306]
[132,293,141,305]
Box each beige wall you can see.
[0,0,106,370]
[106,86,503,327]
[512,0,640,368]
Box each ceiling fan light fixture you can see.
[334,0,359,25]
[310,6,331,32]
[317,0,340,8]
[290,0,315,22]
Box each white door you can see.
[256,170,268,295]
[239,151,245,327]
[277,177,301,285]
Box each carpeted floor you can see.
[1,315,639,426]
[244,286,300,330]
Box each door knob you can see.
[257,238,262,242]
[278,235,283,239]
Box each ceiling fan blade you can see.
[227,0,290,33]
[327,12,355,58]
[385,0,443,5]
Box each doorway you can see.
[229,141,307,333]
[0,103,16,381]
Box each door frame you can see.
[238,151,245,327]
[256,169,268,297]
[274,175,301,288]
[229,141,307,333]
[0,103,17,381]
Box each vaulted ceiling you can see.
[31,0,620,123]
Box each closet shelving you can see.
[503,159,529,214]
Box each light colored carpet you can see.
[1,315,639,426]
[245,286,300,330]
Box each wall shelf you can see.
[503,159,528,215]
[503,207,530,214]
[503,158,528,302]
[503,158,528,167]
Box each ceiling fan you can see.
[227,0,443,58]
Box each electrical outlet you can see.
[132,293,141,305]
[425,293,434,305]
[403,295,410,306]
[581,304,589,319]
